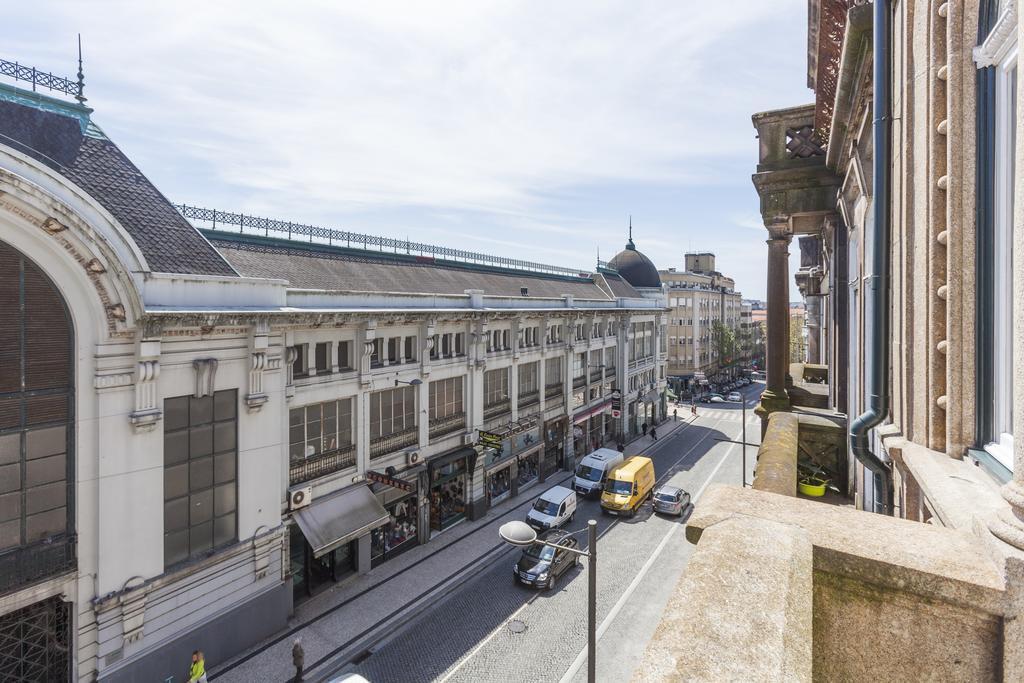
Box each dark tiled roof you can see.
[601,272,641,298]
[0,95,236,276]
[608,242,662,288]
[209,233,636,300]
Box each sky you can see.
[6,1,812,300]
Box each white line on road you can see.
[558,439,738,683]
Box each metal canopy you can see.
[293,485,389,558]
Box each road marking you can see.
[558,439,738,683]
[436,416,730,683]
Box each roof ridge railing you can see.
[177,204,591,279]
[0,56,85,104]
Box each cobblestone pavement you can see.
[334,387,763,683]
[210,390,728,683]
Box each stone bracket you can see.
[129,339,161,432]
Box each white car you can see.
[526,485,578,531]
[727,392,742,402]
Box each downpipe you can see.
[849,0,894,515]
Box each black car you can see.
[513,529,580,590]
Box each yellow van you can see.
[600,456,656,517]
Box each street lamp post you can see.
[499,519,598,683]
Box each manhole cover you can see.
[508,619,527,634]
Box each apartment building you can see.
[659,253,744,395]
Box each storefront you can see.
[289,525,357,603]
[573,400,612,459]
[370,471,422,567]
[290,483,390,603]
[481,423,542,509]
[486,460,513,505]
[428,446,476,535]
[543,417,567,476]
[517,449,540,490]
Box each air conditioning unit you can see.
[406,451,421,466]
[289,486,312,511]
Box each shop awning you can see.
[573,399,612,424]
[294,485,390,558]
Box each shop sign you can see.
[366,470,414,492]
[611,409,621,418]
[610,389,622,417]
[478,430,504,451]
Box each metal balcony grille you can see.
[0,535,76,595]
[369,427,418,459]
[545,384,563,400]
[573,376,586,389]
[429,413,465,440]
[517,391,539,408]
[0,595,70,681]
[176,205,590,279]
[483,401,510,420]
[290,444,356,485]
[589,370,603,382]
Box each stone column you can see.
[759,225,792,417]
[806,296,822,365]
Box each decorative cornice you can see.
[974,1,1018,68]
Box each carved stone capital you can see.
[193,358,219,398]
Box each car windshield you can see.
[605,479,632,495]
[525,544,555,561]
[533,499,559,516]
[654,492,677,502]
[575,464,602,482]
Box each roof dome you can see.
[608,227,661,288]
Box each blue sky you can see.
[7,1,811,299]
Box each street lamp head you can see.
[395,378,424,387]
[498,520,537,547]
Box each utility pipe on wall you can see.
[848,0,894,515]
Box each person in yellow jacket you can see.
[187,650,208,683]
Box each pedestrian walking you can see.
[642,422,648,436]
[292,638,305,682]
[691,403,697,417]
[673,408,678,422]
[187,651,208,683]
[650,427,658,441]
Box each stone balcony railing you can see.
[635,485,1010,681]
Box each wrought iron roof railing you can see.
[177,204,591,279]
[0,55,85,104]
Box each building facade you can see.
[659,253,745,396]
[0,77,667,681]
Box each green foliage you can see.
[711,320,739,367]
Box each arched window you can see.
[0,240,75,590]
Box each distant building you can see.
[659,252,744,395]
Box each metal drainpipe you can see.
[848,0,894,515]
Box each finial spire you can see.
[75,34,86,105]
[626,215,635,250]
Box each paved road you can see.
[329,385,762,683]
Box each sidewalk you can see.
[210,416,692,682]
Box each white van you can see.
[573,448,625,497]
[526,485,578,531]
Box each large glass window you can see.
[545,357,562,387]
[429,377,464,419]
[289,399,354,461]
[0,242,73,560]
[163,390,238,568]
[369,386,417,439]
[518,362,539,398]
[484,368,509,407]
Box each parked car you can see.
[653,485,692,517]
[514,529,580,590]
[601,456,656,517]
[727,391,742,402]
[573,448,625,497]
[526,485,577,531]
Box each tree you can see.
[789,314,806,363]
[711,320,739,369]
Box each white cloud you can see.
[4,0,808,298]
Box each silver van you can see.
[573,448,625,497]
